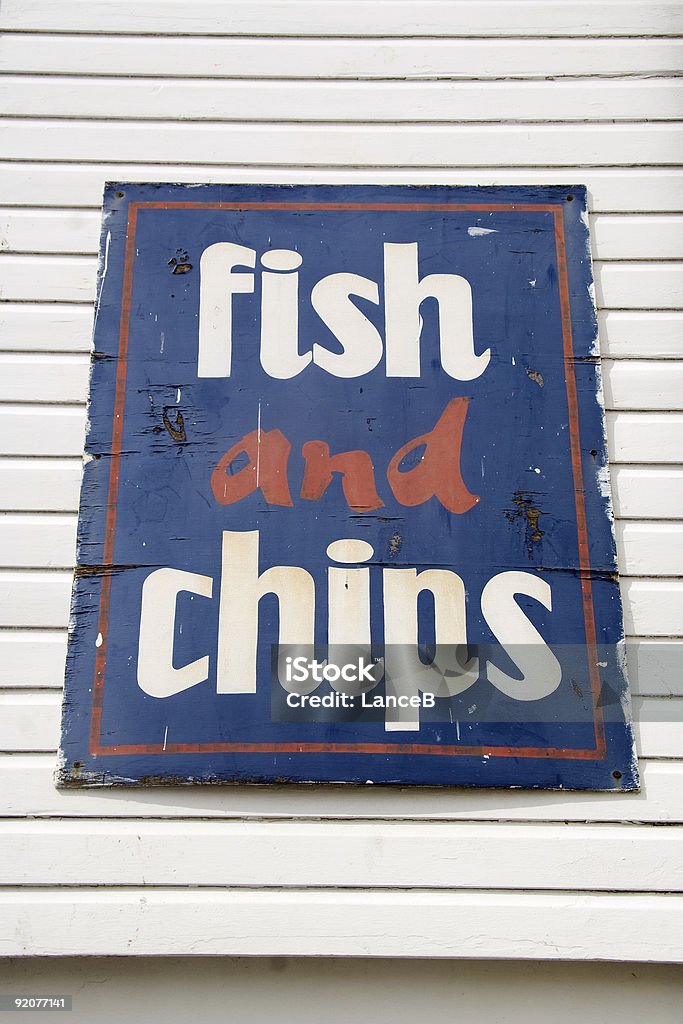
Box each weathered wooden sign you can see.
[58,183,638,790]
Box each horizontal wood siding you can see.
[0,0,681,963]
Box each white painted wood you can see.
[0,633,678,696]
[604,358,683,412]
[5,570,681,635]
[2,120,680,167]
[0,515,77,569]
[0,459,82,512]
[599,312,683,359]
[592,216,683,261]
[3,1,681,38]
[0,888,681,960]
[627,639,683,696]
[595,264,683,310]
[3,354,682,412]
[604,361,683,410]
[616,522,683,576]
[0,407,86,456]
[0,573,72,628]
[634,697,683,759]
[2,752,680,822]
[2,166,680,214]
[3,36,683,81]
[4,254,674,309]
[0,210,99,257]
[607,412,683,463]
[622,579,683,636]
[0,303,93,353]
[4,305,680,362]
[0,689,676,758]
[2,819,681,891]
[3,514,681,577]
[0,354,89,403]
[0,692,62,751]
[5,78,683,123]
[611,467,683,519]
[0,751,675,819]
[0,461,671,523]
[1,0,682,969]
[6,463,682,524]
[0,635,676,704]
[0,406,674,462]
[0,633,67,688]
[5,210,682,262]
[0,255,95,303]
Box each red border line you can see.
[91,741,601,760]
[90,200,605,761]
[132,201,560,213]
[90,202,138,755]
[554,209,607,759]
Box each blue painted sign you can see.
[58,183,638,790]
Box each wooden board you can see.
[2,635,681,696]
[0,693,669,758]
[3,78,682,123]
[0,889,681,960]
[1,752,681,822]
[2,167,681,214]
[2,1,681,37]
[3,36,683,80]
[52,182,638,790]
[2,121,680,167]
[5,255,679,307]
[2,515,681,577]
[5,210,683,261]
[1,819,681,891]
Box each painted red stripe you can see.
[89,203,138,755]
[93,740,602,760]
[554,208,607,759]
[133,201,559,213]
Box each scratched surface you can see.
[58,183,638,789]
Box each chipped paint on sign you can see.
[58,183,638,790]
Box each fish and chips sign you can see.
[58,183,638,790]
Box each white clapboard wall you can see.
[0,0,682,963]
